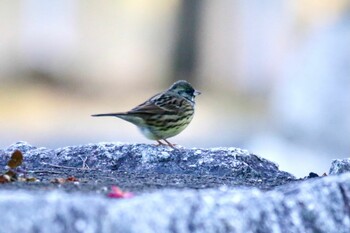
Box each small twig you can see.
[78,155,90,169]
[41,162,77,169]
[29,170,64,174]
[41,162,98,171]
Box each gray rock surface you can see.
[1,141,349,233]
[0,173,349,233]
[330,158,350,175]
[0,141,295,190]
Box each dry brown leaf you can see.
[0,175,11,184]
[50,176,79,184]
[7,150,23,168]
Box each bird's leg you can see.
[156,140,166,146]
[162,139,175,148]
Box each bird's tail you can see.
[91,113,126,117]
[92,112,143,125]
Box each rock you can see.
[2,142,349,232]
[0,173,349,233]
[0,141,295,189]
[329,158,350,175]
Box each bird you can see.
[92,80,200,147]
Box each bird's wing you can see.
[128,93,184,115]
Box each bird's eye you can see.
[179,90,186,95]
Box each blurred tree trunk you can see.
[171,0,202,85]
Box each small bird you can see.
[92,80,200,147]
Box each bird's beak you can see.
[194,90,201,96]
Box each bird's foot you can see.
[156,140,176,148]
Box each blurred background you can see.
[1,0,350,177]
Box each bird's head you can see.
[168,80,201,102]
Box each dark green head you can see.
[168,80,201,102]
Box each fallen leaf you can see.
[107,186,134,199]
[18,177,38,182]
[66,176,79,182]
[50,176,79,184]
[7,150,23,169]
[5,170,17,181]
[50,178,67,184]
[0,175,10,184]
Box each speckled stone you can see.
[1,141,295,182]
[0,173,349,233]
[329,158,350,175]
